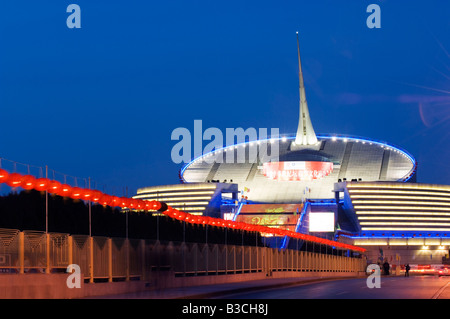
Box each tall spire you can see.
[294,31,318,146]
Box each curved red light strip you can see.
[0,168,365,252]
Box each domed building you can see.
[133,35,450,267]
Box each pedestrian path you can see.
[85,275,360,299]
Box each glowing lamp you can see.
[21,175,36,190]
[128,199,139,209]
[135,200,146,210]
[57,184,73,197]
[81,189,93,200]
[143,201,153,211]
[196,216,203,224]
[47,181,62,194]
[119,197,131,208]
[90,190,103,202]
[34,178,50,191]
[177,211,187,221]
[109,196,120,207]
[0,169,9,184]
[6,173,23,188]
[71,187,83,199]
[165,207,175,217]
[150,201,162,211]
[98,195,113,206]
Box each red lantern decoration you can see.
[47,180,62,194]
[90,190,103,203]
[71,187,83,199]
[165,206,175,218]
[0,169,9,184]
[135,200,146,210]
[57,184,73,197]
[21,175,36,190]
[34,178,50,191]
[119,197,130,208]
[110,196,121,207]
[81,189,93,200]
[150,201,162,211]
[210,218,219,226]
[193,216,200,223]
[6,173,23,188]
[128,199,139,209]
[143,201,152,211]
[177,211,187,221]
[98,194,113,206]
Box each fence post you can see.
[126,238,130,281]
[46,233,51,274]
[233,245,236,274]
[141,239,146,281]
[205,243,209,276]
[108,238,113,283]
[19,231,24,274]
[241,244,244,274]
[68,235,73,267]
[225,244,228,274]
[248,247,251,273]
[215,245,219,275]
[89,236,94,283]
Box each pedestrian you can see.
[405,264,410,277]
[383,261,390,275]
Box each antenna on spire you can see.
[294,31,318,146]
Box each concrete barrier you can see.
[0,270,365,299]
[0,274,84,299]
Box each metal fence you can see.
[0,228,366,281]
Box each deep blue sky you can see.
[0,1,449,195]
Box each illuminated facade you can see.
[180,134,416,202]
[133,183,238,217]
[136,36,450,261]
[335,182,450,265]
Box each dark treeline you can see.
[0,190,262,246]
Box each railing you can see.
[0,228,366,281]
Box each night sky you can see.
[0,1,449,196]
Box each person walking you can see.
[383,261,390,275]
[405,264,411,277]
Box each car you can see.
[437,266,450,276]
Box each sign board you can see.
[309,212,335,232]
[262,161,333,181]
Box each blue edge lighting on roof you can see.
[178,133,420,244]
[179,133,417,183]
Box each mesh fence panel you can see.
[93,236,109,278]
[0,227,366,279]
[23,231,46,271]
[72,235,90,279]
[49,233,69,269]
[0,229,20,270]
[111,237,127,278]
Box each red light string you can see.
[0,168,365,253]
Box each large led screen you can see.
[309,212,335,232]
[262,161,333,181]
[236,204,304,236]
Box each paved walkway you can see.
[85,273,450,299]
[85,275,360,299]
